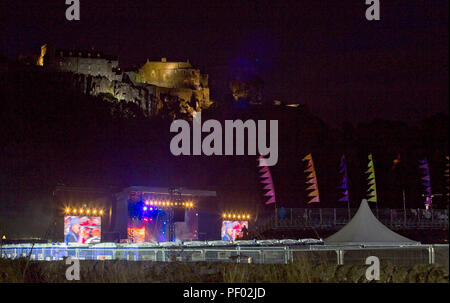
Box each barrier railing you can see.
[252,208,448,231]
[1,243,448,270]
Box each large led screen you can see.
[221,221,248,241]
[64,216,101,244]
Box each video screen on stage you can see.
[127,226,145,243]
[221,221,248,241]
[64,216,101,244]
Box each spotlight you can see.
[99,210,103,215]
[238,215,241,219]
[86,209,91,214]
[79,209,84,214]
[149,207,153,211]
[65,208,70,213]
[143,206,148,211]
[222,213,226,218]
[247,215,250,219]
[232,214,236,218]
[73,209,77,214]
[93,209,97,215]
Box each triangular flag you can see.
[367,190,377,197]
[307,172,316,179]
[302,154,312,161]
[308,196,320,203]
[306,183,317,191]
[261,177,273,184]
[366,167,374,174]
[306,178,316,184]
[259,166,269,173]
[263,183,273,190]
[337,183,348,189]
[304,166,314,173]
[421,175,430,181]
[264,190,275,197]
[260,171,272,179]
[265,196,276,205]
[308,190,319,197]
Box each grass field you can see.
[0,258,448,283]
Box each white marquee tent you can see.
[324,199,420,246]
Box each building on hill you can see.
[37,45,213,118]
[135,58,212,114]
[40,44,122,81]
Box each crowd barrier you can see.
[1,241,448,270]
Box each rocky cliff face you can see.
[85,74,156,116]
[64,71,212,119]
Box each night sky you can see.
[1,0,448,126]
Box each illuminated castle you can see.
[132,58,212,114]
[38,44,213,117]
[39,44,122,81]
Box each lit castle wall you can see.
[42,44,122,82]
[136,58,212,113]
[38,45,213,118]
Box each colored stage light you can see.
[247,215,250,219]
[149,207,153,211]
[222,213,226,218]
[238,215,241,219]
[65,208,70,213]
[99,210,103,215]
[93,209,97,215]
[73,209,77,214]
[86,209,91,214]
[143,206,148,211]
[143,218,149,222]
[79,209,84,214]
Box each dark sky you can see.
[1,0,448,125]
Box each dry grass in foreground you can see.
[0,258,448,283]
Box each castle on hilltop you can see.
[37,44,212,118]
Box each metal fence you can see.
[254,208,449,231]
[1,243,448,271]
